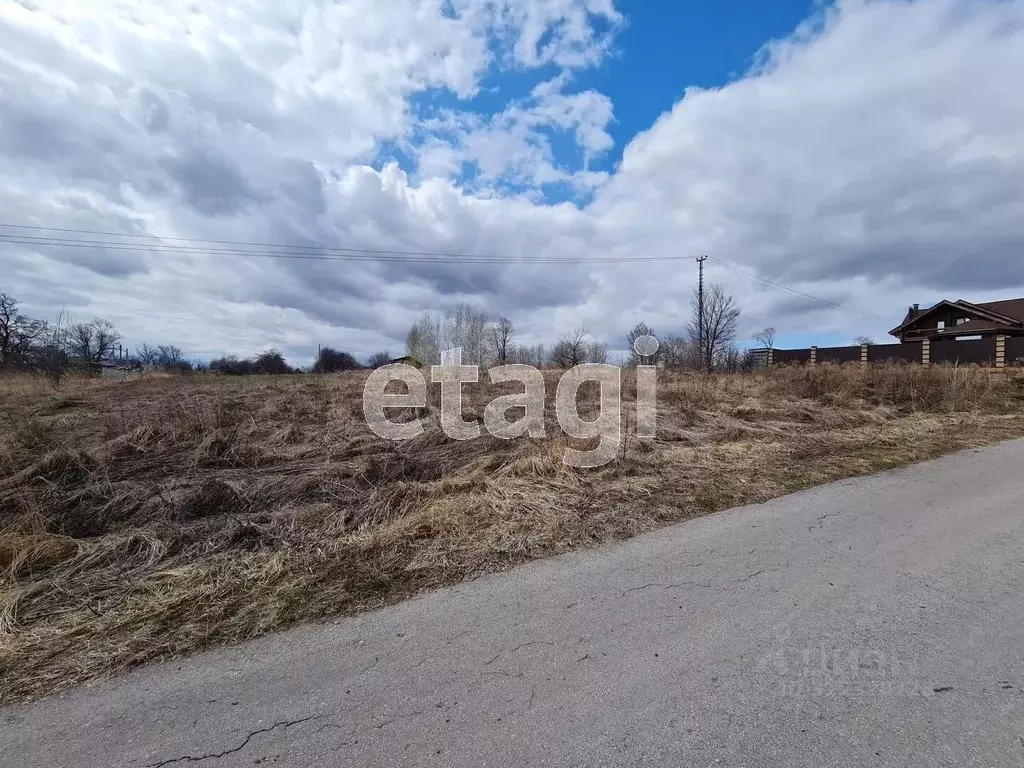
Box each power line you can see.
[706,256,886,322]
[1,233,655,264]
[0,223,685,265]
[0,233,673,264]
[1,222,887,321]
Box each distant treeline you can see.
[2,280,766,384]
[208,347,391,375]
[0,291,391,381]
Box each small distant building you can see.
[747,347,771,369]
[100,364,132,381]
[70,358,140,380]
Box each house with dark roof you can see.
[385,355,425,368]
[889,298,1024,343]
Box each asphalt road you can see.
[5,441,1024,768]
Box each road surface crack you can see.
[145,715,320,766]
[730,567,779,584]
[484,641,554,665]
[808,513,838,531]
[373,710,425,729]
[408,629,472,670]
[621,581,712,596]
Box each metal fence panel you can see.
[868,343,922,364]
[774,348,811,364]
[930,337,996,365]
[769,339,1006,366]
[816,345,861,364]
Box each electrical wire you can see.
[707,256,886,322]
[0,224,678,264]
[1,222,885,320]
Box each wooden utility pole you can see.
[696,255,707,370]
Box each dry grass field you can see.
[2,363,1024,702]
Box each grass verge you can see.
[1,363,1023,702]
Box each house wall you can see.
[900,305,981,339]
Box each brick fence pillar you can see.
[766,348,774,368]
[995,335,1006,369]
[921,338,931,367]
[861,343,869,368]
[809,346,817,366]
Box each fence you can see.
[771,336,1018,368]
[868,342,922,364]
[774,348,812,365]
[1006,336,1024,366]
[930,337,995,366]
[815,345,862,364]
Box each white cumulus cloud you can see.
[1,0,1023,362]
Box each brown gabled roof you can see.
[890,296,1024,336]
[969,298,1024,324]
[888,300,956,335]
[386,355,424,367]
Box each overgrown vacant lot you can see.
[2,364,1023,702]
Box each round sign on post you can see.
[633,334,659,359]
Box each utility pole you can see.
[696,255,707,371]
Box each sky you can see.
[2,0,1023,364]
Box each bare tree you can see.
[660,334,694,368]
[442,304,489,365]
[366,351,391,368]
[133,343,190,371]
[157,345,193,371]
[156,345,184,366]
[68,318,122,362]
[406,305,489,365]
[550,326,590,368]
[853,335,875,346]
[510,342,546,368]
[134,343,159,366]
[0,293,47,370]
[754,326,777,350]
[688,283,740,371]
[406,314,436,366]
[37,309,71,389]
[626,321,659,366]
[68,323,93,360]
[94,319,122,360]
[717,343,743,372]
[533,343,546,369]
[587,340,609,364]
[489,317,515,365]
